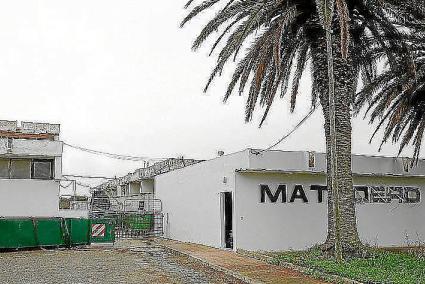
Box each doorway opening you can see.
[221,192,233,249]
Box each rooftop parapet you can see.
[95,158,203,191]
[0,120,60,140]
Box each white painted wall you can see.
[0,179,60,217]
[58,210,89,218]
[235,172,328,251]
[155,149,425,252]
[248,149,425,176]
[355,176,425,247]
[155,150,249,248]
[235,173,425,251]
[249,151,327,172]
[54,156,62,179]
[0,138,63,157]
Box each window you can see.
[308,151,316,168]
[0,158,53,179]
[138,201,145,211]
[402,157,411,173]
[10,159,31,179]
[32,160,53,180]
[120,186,127,196]
[0,159,9,178]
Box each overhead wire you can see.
[252,105,318,155]
[62,174,116,180]
[63,142,167,162]
[61,176,93,189]
[59,181,74,189]
[75,181,92,188]
[62,106,316,171]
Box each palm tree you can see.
[182,0,415,257]
[355,19,425,160]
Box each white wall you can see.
[54,156,62,179]
[155,150,249,248]
[58,210,89,218]
[355,176,425,247]
[235,173,425,251]
[0,138,63,157]
[0,179,60,217]
[249,151,326,172]
[155,149,425,251]
[248,149,425,176]
[235,172,328,251]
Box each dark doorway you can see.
[223,192,233,249]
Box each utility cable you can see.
[75,181,92,188]
[59,181,74,189]
[252,105,318,155]
[62,174,116,180]
[63,142,166,162]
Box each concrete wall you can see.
[54,156,62,179]
[0,138,62,179]
[57,210,89,218]
[235,172,328,251]
[155,149,425,251]
[155,150,249,248]
[235,173,425,251]
[249,151,326,172]
[248,149,425,176]
[0,138,63,157]
[0,179,60,217]
[355,176,425,247]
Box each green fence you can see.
[0,218,114,249]
[124,214,153,231]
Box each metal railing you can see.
[89,194,163,239]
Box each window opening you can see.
[10,159,31,179]
[32,160,53,180]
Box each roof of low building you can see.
[0,120,60,140]
[94,158,204,190]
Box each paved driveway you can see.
[0,241,245,284]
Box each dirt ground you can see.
[0,241,245,284]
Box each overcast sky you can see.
[0,1,421,191]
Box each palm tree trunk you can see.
[311,33,363,256]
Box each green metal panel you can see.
[67,218,91,245]
[0,218,92,249]
[124,214,153,230]
[35,219,66,247]
[90,219,115,243]
[0,219,37,249]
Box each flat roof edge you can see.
[235,169,425,178]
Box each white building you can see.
[155,149,425,251]
[0,120,63,217]
[93,158,202,212]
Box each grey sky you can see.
[0,1,420,190]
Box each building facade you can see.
[92,158,203,213]
[155,149,425,251]
[0,120,63,217]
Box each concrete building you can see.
[0,120,63,217]
[96,158,203,197]
[93,158,203,212]
[155,149,425,252]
